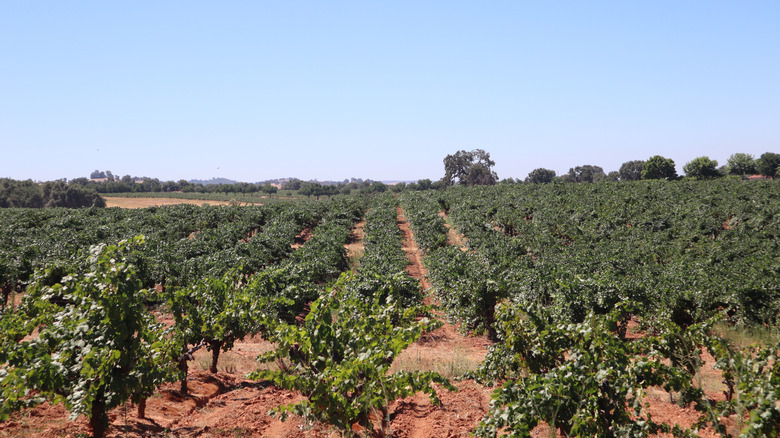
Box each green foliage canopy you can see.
[619,160,645,181]
[474,305,694,437]
[0,237,177,437]
[252,275,454,436]
[564,165,605,183]
[442,149,498,187]
[169,270,260,375]
[525,168,556,184]
[642,155,677,180]
[683,156,720,179]
[726,153,757,176]
[0,179,105,208]
[756,152,780,178]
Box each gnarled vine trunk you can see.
[89,394,108,438]
[137,397,147,419]
[209,340,224,373]
[178,356,189,395]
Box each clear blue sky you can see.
[3,1,779,182]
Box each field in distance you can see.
[104,197,233,208]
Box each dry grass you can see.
[344,219,366,272]
[105,197,232,208]
[438,210,468,250]
[192,335,277,376]
[391,343,482,380]
[347,247,364,272]
[712,322,780,349]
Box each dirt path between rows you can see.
[390,206,493,438]
[397,207,431,291]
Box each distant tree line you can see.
[4,150,777,210]
[79,150,780,199]
[519,152,779,185]
[291,179,401,198]
[0,179,105,208]
[76,171,278,195]
[80,172,410,198]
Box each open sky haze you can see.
[3,1,779,182]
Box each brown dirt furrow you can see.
[392,206,492,437]
[172,381,336,438]
[396,207,430,290]
[0,371,241,438]
[106,370,338,438]
[388,380,492,438]
[291,226,314,249]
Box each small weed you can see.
[194,347,276,375]
[391,345,479,379]
[347,247,364,272]
[713,322,780,349]
[195,355,211,371]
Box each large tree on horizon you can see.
[618,160,645,181]
[642,155,677,180]
[726,153,757,176]
[442,149,498,187]
[756,152,780,178]
[683,156,720,179]
[563,165,605,183]
[525,168,556,184]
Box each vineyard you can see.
[1,180,779,437]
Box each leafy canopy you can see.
[525,168,556,184]
[642,155,677,180]
[474,304,695,438]
[442,149,498,187]
[564,165,606,183]
[251,274,455,436]
[683,156,720,179]
[0,236,178,437]
[169,269,261,374]
[726,153,757,176]
[756,152,780,178]
[619,160,645,181]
